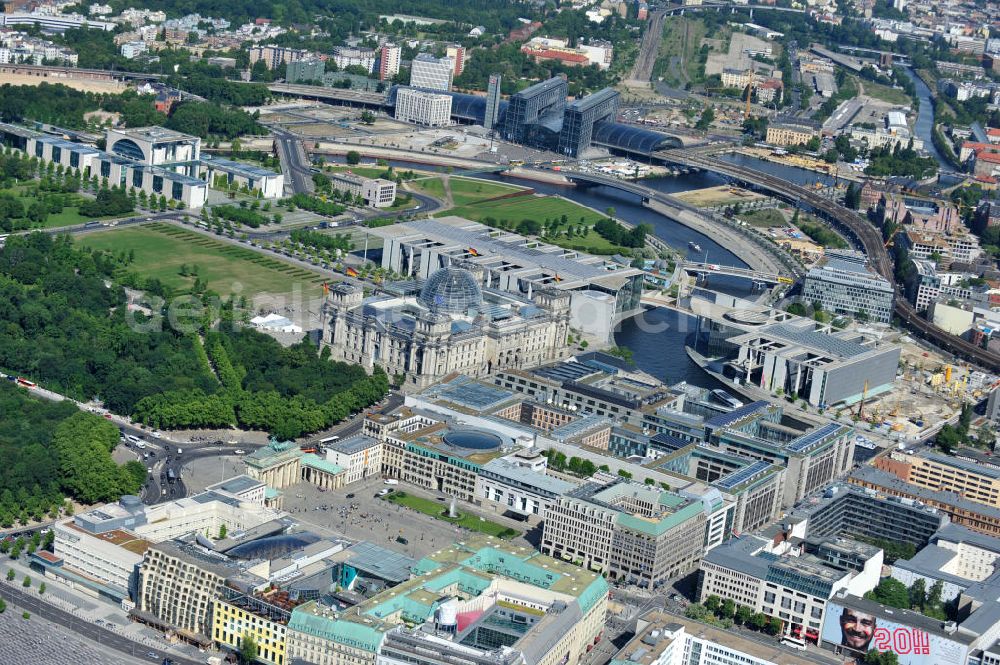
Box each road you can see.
[0,582,202,665]
[273,128,316,195]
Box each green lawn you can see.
[80,223,328,298]
[410,176,525,207]
[743,208,787,227]
[1,189,126,230]
[447,195,626,253]
[327,166,392,179]
[384,491,520,539]
[863,81,912,106]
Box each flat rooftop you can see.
[111,126,198,143]
[372,217,643,285]
[616,609,834,665]
[66,522,150,555]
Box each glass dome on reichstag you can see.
[418,267,483,316]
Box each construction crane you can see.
[744,68,755,120]
[857,380,868,419]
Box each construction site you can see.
[849,332,997,441]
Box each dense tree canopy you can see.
[0,383,143,525]
[0,232,388,440]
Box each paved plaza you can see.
[183,456,539,559]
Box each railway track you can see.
[660,150,1000,372]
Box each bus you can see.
[15,377,36,389]
[319,436,340,444]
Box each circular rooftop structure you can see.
[419,267,483,316]
[443,429,503,451]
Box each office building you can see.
[250,45,310,70]
[445,44,465,76]
[328,171,397,208]
[556,88,620,158]
[484,73,502,132]
[802,250,894,323]
[370,217,645,337]
[541,480,707,589]
[324,435,383,485]
[286,537,608,665]
[611,609,829,665]
[704,406,855,506]
[0,12,115,32]
[393,87,453,127]
[199,156,285,199]
[409,54,454,91]
[286,59,326,84]
[699,535,881,644]
[500,76,567,147]
[789,483,946,549]
[0,123,283,208]
[378,43,400,81]
[720,317,901,408]
[891,523,1000,602]
[377,414,518,501]
[476,457,577,517]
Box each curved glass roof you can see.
[590,121,682,154]
[418,267,483,316]
[110,138,145,161]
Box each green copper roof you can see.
[301,453,344,476]
[288,604,388,652]
[462,546,563,589]
[615,501,704,536]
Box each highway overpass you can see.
[267,83,387,109]
[0,63,164,81]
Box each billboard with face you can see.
[821,603,968,665]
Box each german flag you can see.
[468,247,480,257]
[322,282,330,295]
[346,267,359,278]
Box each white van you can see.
[384,479,399,485]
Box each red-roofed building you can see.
[756,78,784,104]
[520,45,590,66]
[961,141,1000,177]
[988,127,1000,144]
